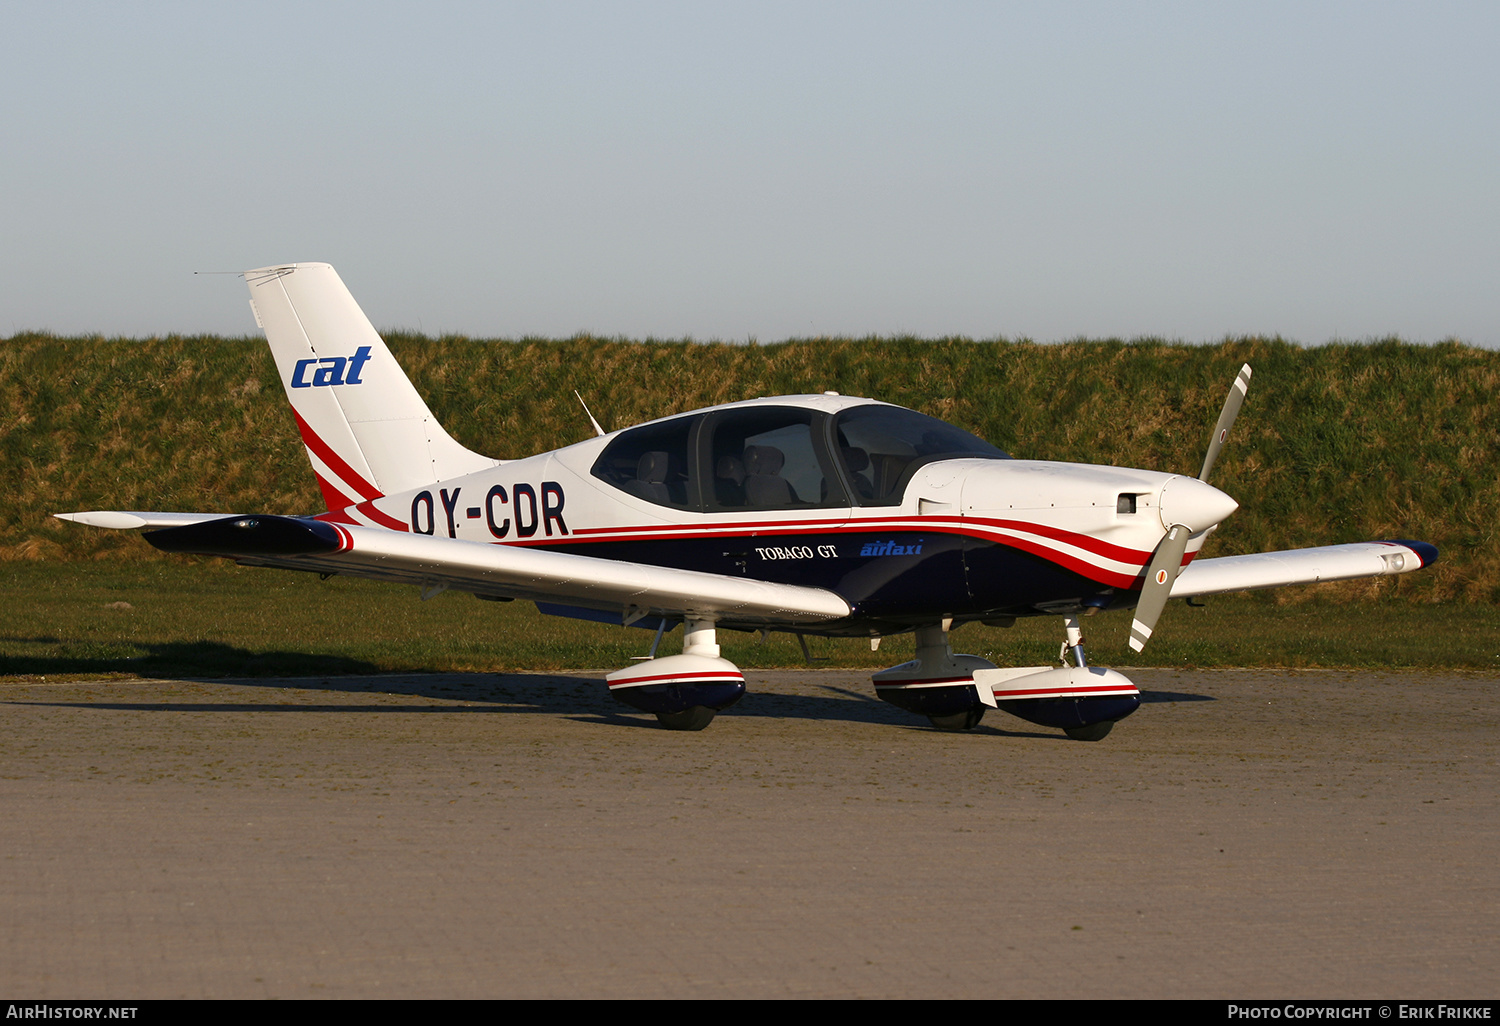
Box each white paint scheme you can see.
[952,459,1225,583]
[1171,541,1431,598]
[1157,475,1240,534]
[55,263,1439,735]
[971,665,1140,701]
[606,653,744,692]
[247,263,497,504]
[54,511,221,530]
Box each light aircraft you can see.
[59,263,1437,738]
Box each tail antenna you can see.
[574,390,606,437]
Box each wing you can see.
[1171,540,1437,598]
[56,511,852,627]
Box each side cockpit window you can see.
[706,408,846,511]
[833,406,1009,506]
[591,417,696,509]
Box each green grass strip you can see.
[2,563,1494,681]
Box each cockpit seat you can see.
[624,450,673,503]
[743,445,797,506]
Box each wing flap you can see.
[1171,541,1437,598]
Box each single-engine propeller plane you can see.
[59,263,1437,738]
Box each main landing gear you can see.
[604,618,745,731]
[603,614,1140,740]
[872,625,998,731]
[872,615,1141,740]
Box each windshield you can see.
[833,405,1008,506]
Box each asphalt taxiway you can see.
[1,668,1495,998]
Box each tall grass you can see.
[3,332,1495,603]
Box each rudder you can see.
[245,263,497,510]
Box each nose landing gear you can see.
[872,615,1140,739]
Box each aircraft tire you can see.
[1064,721,1114,742]
[655,706,717,731]
[927,709,986,731]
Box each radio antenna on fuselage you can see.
[574,390,606,437]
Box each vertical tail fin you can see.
[245,263,497,510]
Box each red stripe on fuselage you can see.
[523,515,1188,588]
[292,410,382,504]
[566,513,1155,565]
[570,515,846,538]
[310,469,359,513]
[355,498,408,532]
[965,515,1152,566]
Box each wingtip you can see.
[54,511,148,530]
[1387,540,1439,568]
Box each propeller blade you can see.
[1198,363,1252,483]
[1132,364,1250,653]
[1129,524,1190,653]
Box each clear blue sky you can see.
[3,1,1496,344]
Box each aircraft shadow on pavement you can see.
[9,672,942,730]
[0,638,383,679]
[3,638,1215,734]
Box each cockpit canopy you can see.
[591,401,1008,511]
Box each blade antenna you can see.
[574,390,606,437]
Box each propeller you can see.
[1128,364,1252,653]
[1198,363,1253,482]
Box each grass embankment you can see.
[0,333,1495,677]
[2,563,1495,680]
[3,332,1494,601]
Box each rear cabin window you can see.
[590,417,696,510]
